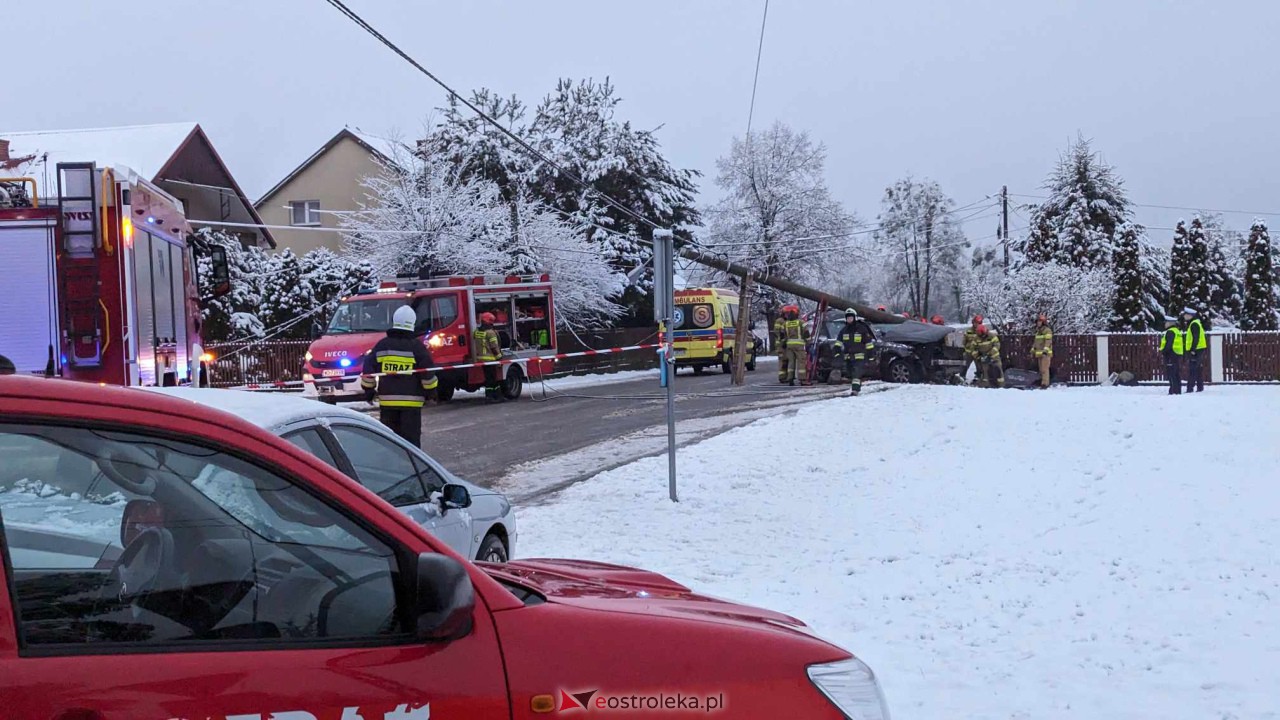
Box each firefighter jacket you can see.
[974,332,1001,362]
[1185,318,1207,352]
[963,328,981,359]
[473,324,502,362]
[360,329,439,408]
[772,317,787,352]
[1160,327,1186,359]
[779,318,810,348]
[836,321,875,361]
[1032,324,1054,358]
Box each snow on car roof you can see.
[143,387,371,433]
[0,122,198,180]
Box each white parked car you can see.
[148,388,516,562]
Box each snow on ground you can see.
[518,385,1280,719]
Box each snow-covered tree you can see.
[1241,220,1278,330]
[872,177,968,317]
[341,142,510,279]
[191,228,371,342]
[1110,222,1168,330]
[1168,220,1198,315]
[1017,135,1128,271]
[703,121,858,313]
[962,262,1115,333]
[1205,230,1243,326]
[340,141,622,328]
[527,79,699,323]
[423,79,700,324]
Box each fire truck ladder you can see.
[56,163,104,368]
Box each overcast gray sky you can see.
[9,0,1280,244]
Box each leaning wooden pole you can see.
[677,246,906,325]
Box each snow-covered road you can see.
[518,385,1280,719]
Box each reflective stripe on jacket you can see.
[1032,325,1054,357]
[837,321,875,361]
[783,318,809,344]
[1186,318,1207,351]
[1160,327,1185,357]
[361,329,438,407]
[473,325,501,361]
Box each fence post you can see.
[1095,333,1110,384]
[1210,333,1225,383]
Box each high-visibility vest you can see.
[473,327,501,361]
[1187,318,1207,351]
[1159,327,1185,356]
[783,319,805,343]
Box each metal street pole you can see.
[653,229,678,502]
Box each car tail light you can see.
[716,328,724,349]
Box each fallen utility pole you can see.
[677,246,907,325]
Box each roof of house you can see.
[0,122,273,247]
[255,126,407,208]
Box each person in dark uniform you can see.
[836,308,875,396]
[1182,307,1207,393]
[361,305,438,445]
[1159,315,1184,396]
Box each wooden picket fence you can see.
[1001,331,1280,384]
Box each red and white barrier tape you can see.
[231,343,660,390]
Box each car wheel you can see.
[502,368,524,400]
[476,533,508,563]
[436,383,455,402]
[816,368,832,383]
[319,396,338,405]
[886,357,919,384]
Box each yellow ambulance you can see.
[665,287,757,374]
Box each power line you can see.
[701,205,1002,249]
[745,0,769,138]
[1009,192,1280,220]
[320,0,663,234]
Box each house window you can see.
[289,200,321,226]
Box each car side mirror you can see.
[441,483,471,511]
[413,552,475,642]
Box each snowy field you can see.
[518,385,1280,719]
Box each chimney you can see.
[0,139,10,162]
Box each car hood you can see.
[308,332,384,361]
[485,558,817,637]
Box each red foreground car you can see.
[0,377,889,719]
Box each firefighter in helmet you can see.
[836,308,874,396]
[779,304,811,386]
[973,323,1005,388]
[963,314,984,365]
[361,305,438,445]
[1032,312,1054,389]
[773,308,790,383]
[474,312,504,402]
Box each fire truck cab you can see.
[303,274,556,403]
[0,164,224,387]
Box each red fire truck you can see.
[0,164,228,387]
[302,274,556,403]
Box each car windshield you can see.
[326,299,405,335]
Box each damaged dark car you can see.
[813,312,969,385]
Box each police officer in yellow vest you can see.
[1159,315,1185,396]
[1182,307,1207,393]
[779,305,811,386]
[361,305,438,445]
[474,312,504,403]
